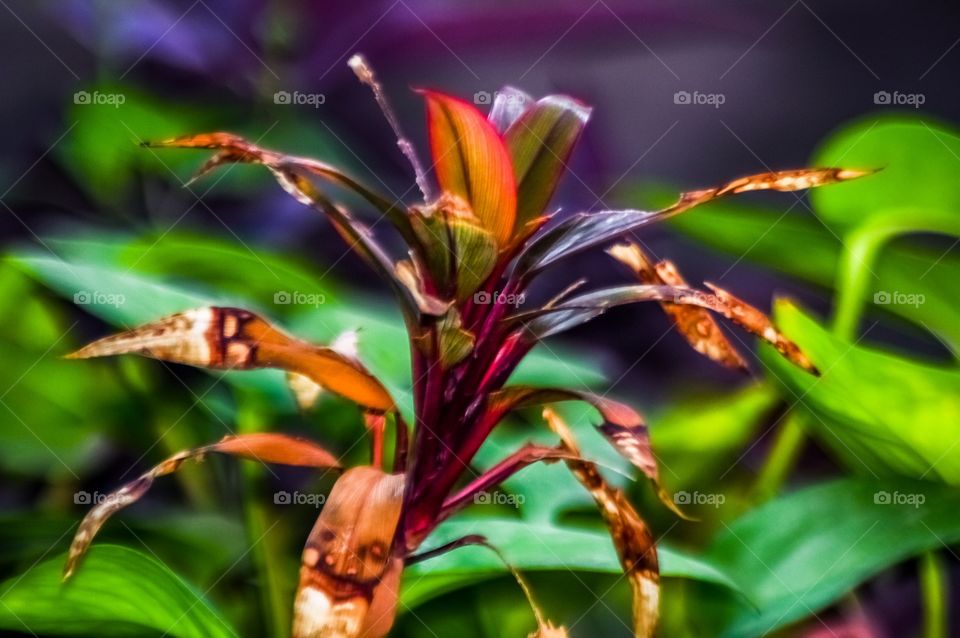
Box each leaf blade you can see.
[423,91,517,245]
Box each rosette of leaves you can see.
[59,55,868,638]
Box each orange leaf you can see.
[67,307,395,412]
[422,90,517,245]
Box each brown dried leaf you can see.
[705,283,816,373]
[294,466,405,638]
[486,387,688,519]
[521,283,818,375]
[64,433,340,580]
[68,307,395,411]
[671,167,875,214]
[543,408,660,638]
[609,243,748,371]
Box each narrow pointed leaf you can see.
[146,133,439,323]
[64,433,340,580]
[146,132,409,234]
[68,307,395,411]
[516,168,871,278]
[544,408,659,638]
[423,90,517,245]
[516,284,815,373]
[504,95,591,225]
[609,243,747,371]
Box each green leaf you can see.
[410,209,497,301]
[402,518,742,608]
[504,95,591,225]
[762,301,960,482]
[651,383,780,490]
[811,116,960,229]
[705,478,960,637]
[0,545,237,637]
[11,234,605,419]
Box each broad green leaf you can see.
[811,117,960,229]
[11,236,604,418]
[705,478,960,637]
[0,263,128,476]
[46,234,340,310]
[423,91,517,245]
[504,95,591,225]
[762,301,960,482]
[651,383,780,490]
[0,545,236,637]
[61,86,203,205]
[402,518,742,608]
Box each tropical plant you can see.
[56,56,867,637]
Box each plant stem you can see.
[238,393,289,638]
[752,411,807,503]
[921,551,948,638]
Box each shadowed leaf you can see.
[486,386,687,518]
[504,94,591,226]
[410,194,498,301]
[2,545,237,638]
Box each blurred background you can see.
[1,1,959,637]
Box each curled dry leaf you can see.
[608,242,748,371]
[543,409,660,638]
[64,433,340,580]
[147,133,444,324]
[485,386,688,518]
[294,466,405,638]
[67,307,395,412]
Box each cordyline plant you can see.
[62,56,868,638]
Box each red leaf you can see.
[422,90,517,246]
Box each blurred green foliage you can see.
[2,107,959,638]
